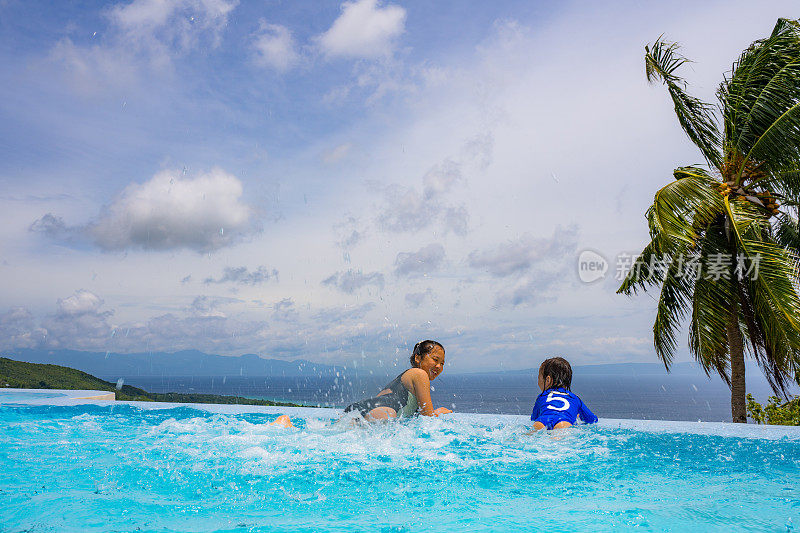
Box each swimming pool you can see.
[1,402,798,532]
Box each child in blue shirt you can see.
[530,357,598,430]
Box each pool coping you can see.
[0,388,116,401]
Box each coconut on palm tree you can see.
[619,18,800,423]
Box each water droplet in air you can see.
[115,378,124,390]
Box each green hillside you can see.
[0,357,303,407]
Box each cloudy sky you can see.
[0,0,797,371]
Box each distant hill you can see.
[469,361,771,379]
[2,348,340,380]
[0,357,303,407]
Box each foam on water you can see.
[1,403,799,532]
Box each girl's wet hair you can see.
[539,357,572,390]
[410,340,445,367]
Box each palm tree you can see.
[619,18,800,423]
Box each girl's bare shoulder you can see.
[402,367,429,382]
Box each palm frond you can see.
[740,277,798,396]
[653,254,695,368]
[646,38,721,167]
[617,236,663,295]
[651,167,724,246]
[742,102,800,181]
[733,62,800,159]
[724,197,800,335]
[751,167,800,199]
[775,212,800,255]
[720,18,800,159]
[688,222,735,383]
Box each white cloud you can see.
[48,0,238,92]
[57,290,104,316]
[109,0,238,57]
[48,39,141,95]
[405,288,434,308]
[28,213,82,244]
[422,159,462,197]
[0,307,46,349]
[442,207,469,237]
[468,226,579,278]
[375,160,468,235]
[316,0,406,59]
[271,298,298,322]
[86,168,256,252]
[394,243,445,277]
[251,21,298,71]
[493,274,560,309]
[39,290,116,351]
[465,227,579,308]
[0,289,391,362]
[204,266,279,285]
[322,269,385,294]
[333,215,365,250]
[189,295,236,317]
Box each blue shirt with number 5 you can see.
[531,388,598,429]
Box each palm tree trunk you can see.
[728,291,747,423]
[726,218,747,424]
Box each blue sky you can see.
[1,0,798,371]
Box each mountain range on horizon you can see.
[0,348,734,381]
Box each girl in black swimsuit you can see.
[343,340,451,420]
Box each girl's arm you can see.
[577,400,598,424]
[403,368,435,416]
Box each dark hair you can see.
[410,340,445,367]
[539,357,572,390]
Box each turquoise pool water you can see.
[1,403,798,532]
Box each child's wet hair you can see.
[539,357,572,389]
[410,340,445,367]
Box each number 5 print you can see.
[546,391,571,411]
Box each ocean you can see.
[120,366,793,422]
